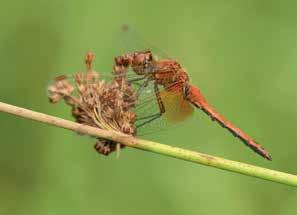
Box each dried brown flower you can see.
[48,52,137,156]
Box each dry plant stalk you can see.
[47,53,137,155]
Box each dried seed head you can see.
[48,77,74,103]
[85,52,95,71]
[94,139,125,156]
[48,52,137,156]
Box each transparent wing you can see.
[132,79,194,137]
[47,69,194,138]
[47,68,144,99]
[119,25,171,60]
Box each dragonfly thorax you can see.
[153,60,189,90]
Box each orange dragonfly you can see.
[111,50,272,160]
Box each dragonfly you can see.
[48,27,272,160]
[111,49,272,160]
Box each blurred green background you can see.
[0,1,296,214]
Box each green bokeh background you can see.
[0,1,296,214]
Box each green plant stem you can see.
[0,101,296,187]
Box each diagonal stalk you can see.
[0,101,296,187]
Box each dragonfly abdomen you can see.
[185,84,272,160]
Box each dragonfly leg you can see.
[136,113,163,128]
[128,75,147,83]
[126,76,147,88]
[136,83,166,128]
[134,77,152,98]
[154,82,165,114]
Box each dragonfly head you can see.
[132,50,155,75]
